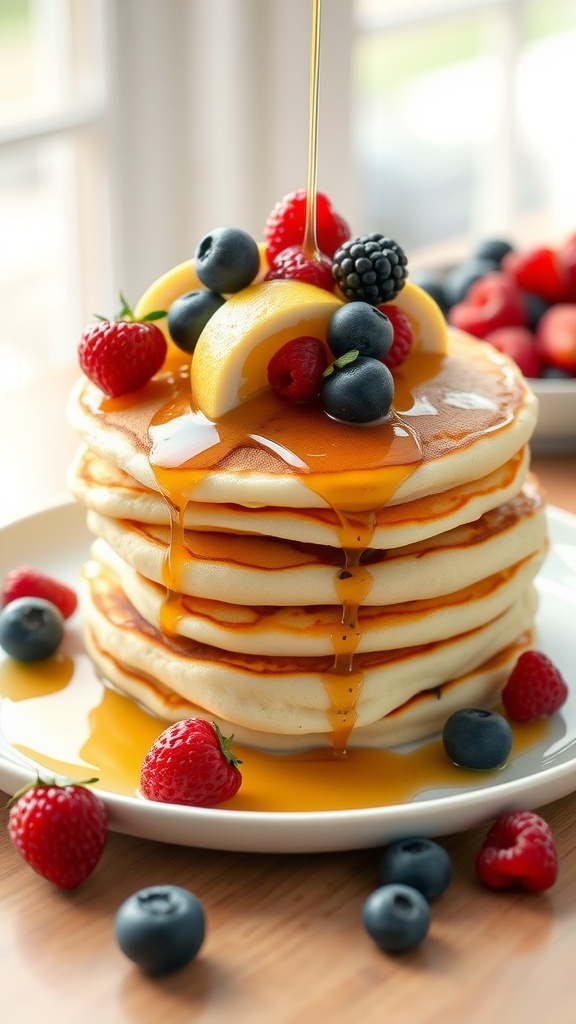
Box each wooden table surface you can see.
[1,371,575,1024]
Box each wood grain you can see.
[0,375,575,1023]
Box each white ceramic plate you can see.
[530,377,576,450]
[1,498,575,853]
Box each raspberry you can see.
[264,189,350,262]
[265,245,334,291]
[377,304,413,368]
[332,234,408,304]
[475,811,558,892]
[267,336,327,402]
[502,650,568,722]
[2,566,77,619]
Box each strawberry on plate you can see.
[2,566,77,620]
[8,776,108,889]
[140,719,243,808]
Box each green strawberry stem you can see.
[212,722,243,768]
[94,292,166,324]
[6,774,99,809]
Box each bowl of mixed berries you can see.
[414,233,576,448]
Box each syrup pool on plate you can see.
[0,646,551,811]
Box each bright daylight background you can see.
[1,0,575,392]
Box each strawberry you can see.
[475,811,558,892]
[448,272,528,339]
[8,776,108,889]
[502,650,568,722]
[483,326,542,378]
[376,304,413,369]
[264,189,350,262]
[265,245,334,292]
[267,336,328,402]
[140,719,242,807]
[79,294,167,397]
[501,247,568,304]
[2,566,77,620]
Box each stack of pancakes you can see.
[68,319,546,752]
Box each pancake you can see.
[84,481,546,607]
[79,556,538,748]
[68,443,531,550]
[67,332,538,511]
[91,536,545,655]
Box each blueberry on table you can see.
[442,708,513,770]
[322,353,394,424]
[195,226,260,293]
[379,838,452,902]
[114,885,205,975]
[0,597,63,661]
[327,301,394,360]
[362,884,430,953]
[443,258,499,308]
[168,289,225,352]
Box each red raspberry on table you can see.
[265,245,334,292]
[502,246,568,304]
[8,777,108,889]
[264,189,350,262]
[536,304,576,375]
[502,650,569,722]
[267,336,328,402]
[2,566,77,620]
[79,294,167,397]
[483,326,542,378]
[140,718,242,808]
[376,304,413,369]
[475,811,558,892]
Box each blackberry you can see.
[332,234,408,304]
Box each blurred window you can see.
[1,0,575,390]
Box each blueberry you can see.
[410,271,448,314]
[195,227,260,293]
[520,291,550,332]
[327,302,393,360]
[168,289,225,352]
[473,238,514,265]
[0,597,63,662]
[443,259,499,308]
[114,885,205,975]
[442,708,513,770]
[379,838,452,902]
[322,353,394,423]
[362,884,430,953]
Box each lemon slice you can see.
[134,245,270,367]
[389,281,448,355]
[192,280,344,419]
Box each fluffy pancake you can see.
[80,556,538,748]
[67,331,538,511]
[69,443,531,550]
[84,480,546,607]
[91,536,545,655]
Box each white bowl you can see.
[530,377,576,451]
